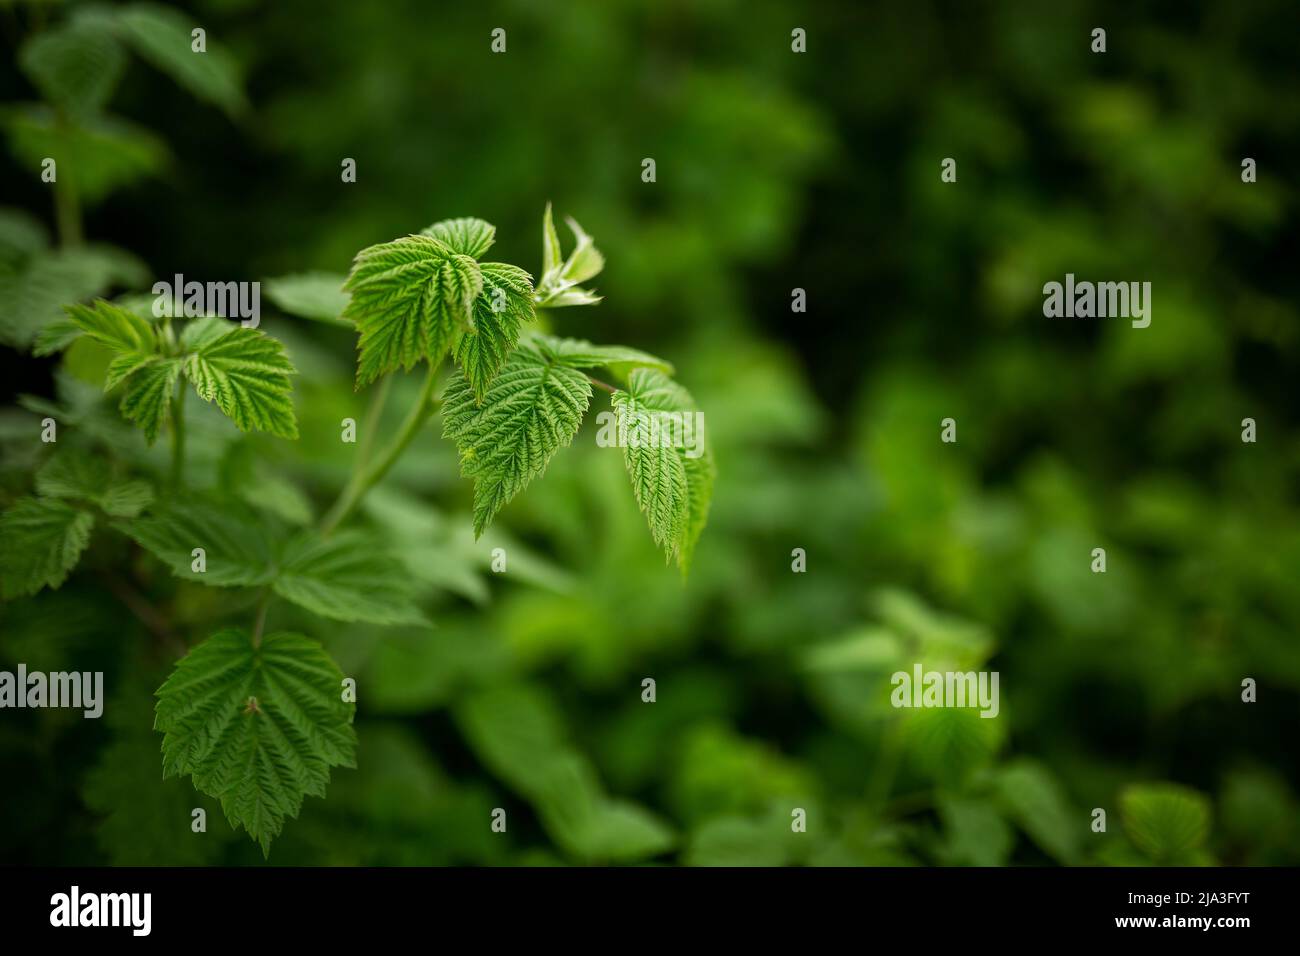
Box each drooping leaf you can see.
[0,497,94,599]
[273,529,427,626]
[343,234,483,387]
[454,261,536,398]
[611,387,688,554]
[609,368,713,570]
[112,4,246,117]
[35,452,154,517]
[117,498,277,588]
[263,271,351,325]
[442,341,591,536]
[422,217,496,259]
[154,628,356,856]
[181,317,298,439]
[527,331,673,376]
[120,499,424,626]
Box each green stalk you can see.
[170,384,186,489]
[51,107,83,247]
[320,365,438,535]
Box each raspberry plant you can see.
[3,208,714,855]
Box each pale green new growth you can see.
[442,340,592,536]
[0,496,94,598]
[154,629,357,856]
[536,203,604,307]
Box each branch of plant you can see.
[319,363,439,535]
[51,105,83,247]
[99,570,185,658]
[586,374,616,394]
[250,588,271,648]
[169,385,186,489]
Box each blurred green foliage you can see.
[1,0,1298,865]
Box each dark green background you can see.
[1,0,1298,865]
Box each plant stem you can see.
[586,374,616,394]
[354,373,392,475]
[170,385,186,488]
[51,107,83,247]
[320,365,439,535]
[251,589,271,648]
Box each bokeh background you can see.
[1,0,1298,865]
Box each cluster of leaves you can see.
[310,208,715,568]
[2,200,712,853]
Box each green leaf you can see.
[422,217,496,259]
[20,21,126,117]
[64,299,157,365]
[994,760,1081,864]
[611,386,688,554]
[541,203,563,279]
[1,105,169,206]
[456,684,674,862]
[939,796,1014,866]
[0,207,49,266]
[35,453,154,518]
[154,628,356,856]
[120,499,424,626]
[442,341,592,536]
[181,317,298,439]
[528,331,674,376]
[113,4,246,117]
[118,498,277,588]
[263,271,351,325]
[0,497,94,599]
[273,530,426,626]
[84,672,228,865]
[536,207,603,307]
[1121,783,1211,862]
[118,357,181,444]
[454,261,536,398]
[609,369,713,570]
[559,214,604,285]
[0,246,148,350]
[343,234,483,387]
